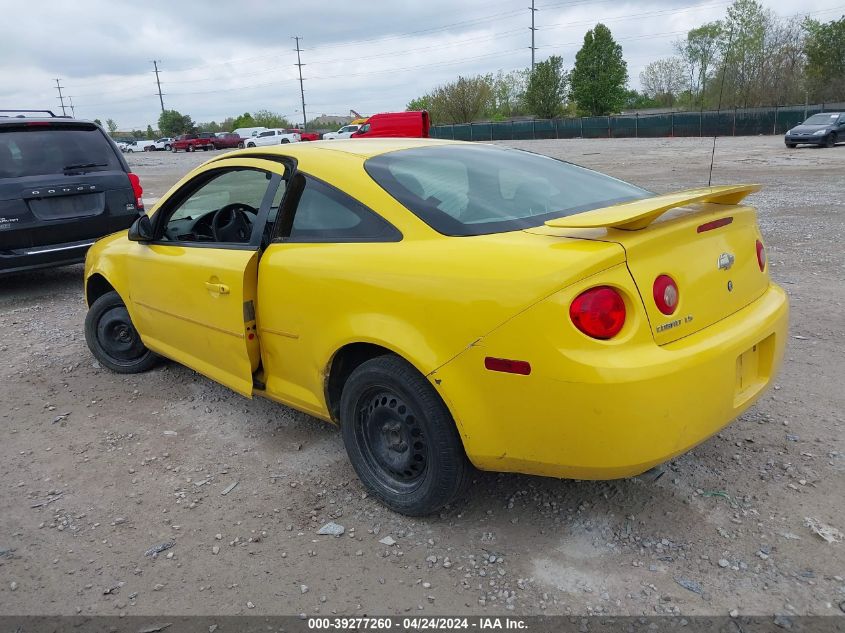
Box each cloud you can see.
[1,0,839,128]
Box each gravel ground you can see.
[1,136,843,617]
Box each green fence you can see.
[430,103,845,141]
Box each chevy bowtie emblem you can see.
[718,252,735,271]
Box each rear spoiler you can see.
[545,184,761,231]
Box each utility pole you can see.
[529,1,537,71]
[54,78,67,116]
[151,60,165,114]
[293,36,307,130]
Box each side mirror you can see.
[128,214,153,242]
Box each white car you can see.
[322,124,361,140]
[243,128,300,147]
[143,137,175,151]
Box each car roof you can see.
[0,116,97,127]
[236,137,459,159]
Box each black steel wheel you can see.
[85,291,157,374]
[340,355,471,516]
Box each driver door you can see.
[125,160,286,396]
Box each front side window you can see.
[365,144,650,236]
[161,168,273,244]
[285,176,399,242]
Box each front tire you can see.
[340,355,471,516]
[164,144,171,151]
[785,142,796,148]
[246,142,255,148]
[825,133,837,148]
[281,138,290,144]
[85,291,157,374]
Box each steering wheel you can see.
[211,203,256,242]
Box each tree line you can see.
[407,0,845,124]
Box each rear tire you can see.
[171,146,177,153]
[85,291,157,374]
[238,141,245,149]
[281,138,290,144]
[340,355,471,516]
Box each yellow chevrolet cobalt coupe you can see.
[84,139,788,515]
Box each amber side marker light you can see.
[484,357,532,375]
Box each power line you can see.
[530,1,538,71]
[293,36,307,129]
[152,60,165,113]
[54,79,67,116]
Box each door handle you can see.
[205,282,230,295]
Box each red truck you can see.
[171,133,215,152]
[212,133,244,149]
[351,111,430,138]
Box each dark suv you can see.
[0,110,144,275]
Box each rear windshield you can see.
[0,126,121,179]
[364,144,651,236]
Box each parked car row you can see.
[115,111,433,156]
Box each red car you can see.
[282,128,320,142]
[212,133,243,149]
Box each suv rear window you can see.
[364,144,650,236]
[0,126,121,179]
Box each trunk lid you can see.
[529,186,770,345]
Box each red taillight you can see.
[484,357,531,375]
[25,121,51,126]
[652,274,679,315]
[756,239,766,271]
[127,173,144,210]
[569,286,626,340]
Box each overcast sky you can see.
[2,0,842,130]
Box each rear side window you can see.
[365,144,650,236]
[0,126,121,179]
[287,176,400,242]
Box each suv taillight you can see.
[128,173,144,210]
[569,286,626,339]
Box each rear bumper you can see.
[432,283,789,480]
[0,237,97,275]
